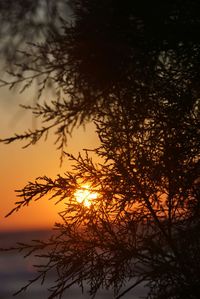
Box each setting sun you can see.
[74,184,98,207]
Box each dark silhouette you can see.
[0,1,200,298]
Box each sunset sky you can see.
[0,85,99,231]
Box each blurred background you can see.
[0,1,148,298]
[0,2,100,297]
[0,85,100,298]
[0,230,146,298]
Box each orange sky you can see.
[0,86,99,231]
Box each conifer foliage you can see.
[0,1,200,298]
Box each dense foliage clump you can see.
[0,1,200,298]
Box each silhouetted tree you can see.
[0,1,200,298]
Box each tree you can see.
[0,0,68,67]
[0,1,200,298]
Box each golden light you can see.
[74,184,98,207]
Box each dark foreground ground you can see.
[0,230,147,299]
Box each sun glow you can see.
[74,184,98,207]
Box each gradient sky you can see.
[0,85,99,231]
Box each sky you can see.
[0,85,99,231]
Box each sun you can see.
[74,184,98,207]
